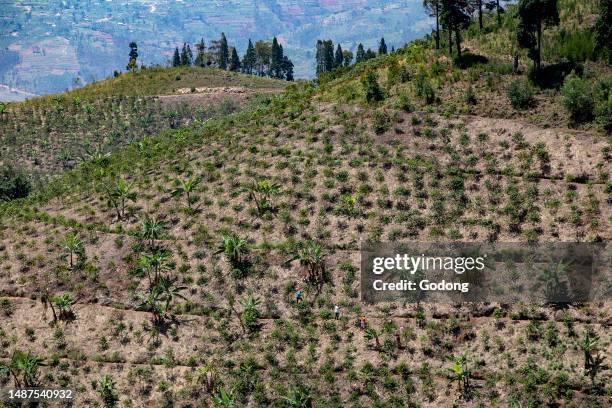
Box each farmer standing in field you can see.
[359,315,367,329]
[295,289,302,304]
[334,304,340,319]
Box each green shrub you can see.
[372,110,391,134]
[594,77,612,133]
[414,72,435,104]
[362,71,384,103]
[561,74,594,122]
[0,165,31,201]
[507,79,534,109]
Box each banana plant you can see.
[248,178,281,215]
[0,350,45,387]
[62,232,83,269]
[448,353,472,397]
[52,293,75,320]
[104,178,137,221]
[172,176,201,209]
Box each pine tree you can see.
[126,42,138,72]
[356,43,366,63]
[595,0,612,63]
[229,47,241,72]
[378,37,387,55]
[365,48,376,60]
[242,39,257,74]
[440,0,471,59]
[282,56,294,81]
[187,44,193,65]
[324,40,334,72]
[172,47,181,67]
[180,42,191,66]
[516,0,559,71]
[423,0,441,49]
[334,44,344,68]
[194,39,206,67]
[316,40,325,75]
[342,50,353,66]
[270,37,284,78]
[219,33,229,70]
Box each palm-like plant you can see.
[172,176,200,209]
[217,233,248,270]
[364,328,381,349]
[136,285,167,325]
[249,179,281,215]
[580,330,606,386]
[52,293,75,320]
[62,232,83,269]
[105,179,137,221]
[281,385,312,408]
[157,276,187,313]
[212,387,236,407]
[0,350,45,387]
[139,250,171,287]
[448,353,472,397]
[291,241,326,293]
[98,374,118,407]
[139,215,168,250]
[240,293,261,333]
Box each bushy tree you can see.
[126,42,138,72]
[0,164,31,201]
[507,79,535,108]
[561,74,594,122]
[595,0,612,63]
[516,0,559,71]
[194,39,206,67]
[362,71,384,103]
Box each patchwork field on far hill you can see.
[0,1,611,407]
[0,67,286,184]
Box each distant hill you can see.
[0,0,432,98]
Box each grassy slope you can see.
[0,67,286,182]
[0,5,611,408]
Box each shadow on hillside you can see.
[454,53,489,69]
[530,60,583,89]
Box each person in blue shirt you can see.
[295,289,302,304]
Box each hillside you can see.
[0,2,611,408]
[0,67,286,183]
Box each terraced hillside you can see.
[0,2,611,408]
[0,67,286,184]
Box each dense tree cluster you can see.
[315,38,388,77]
[171,34,294,81]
